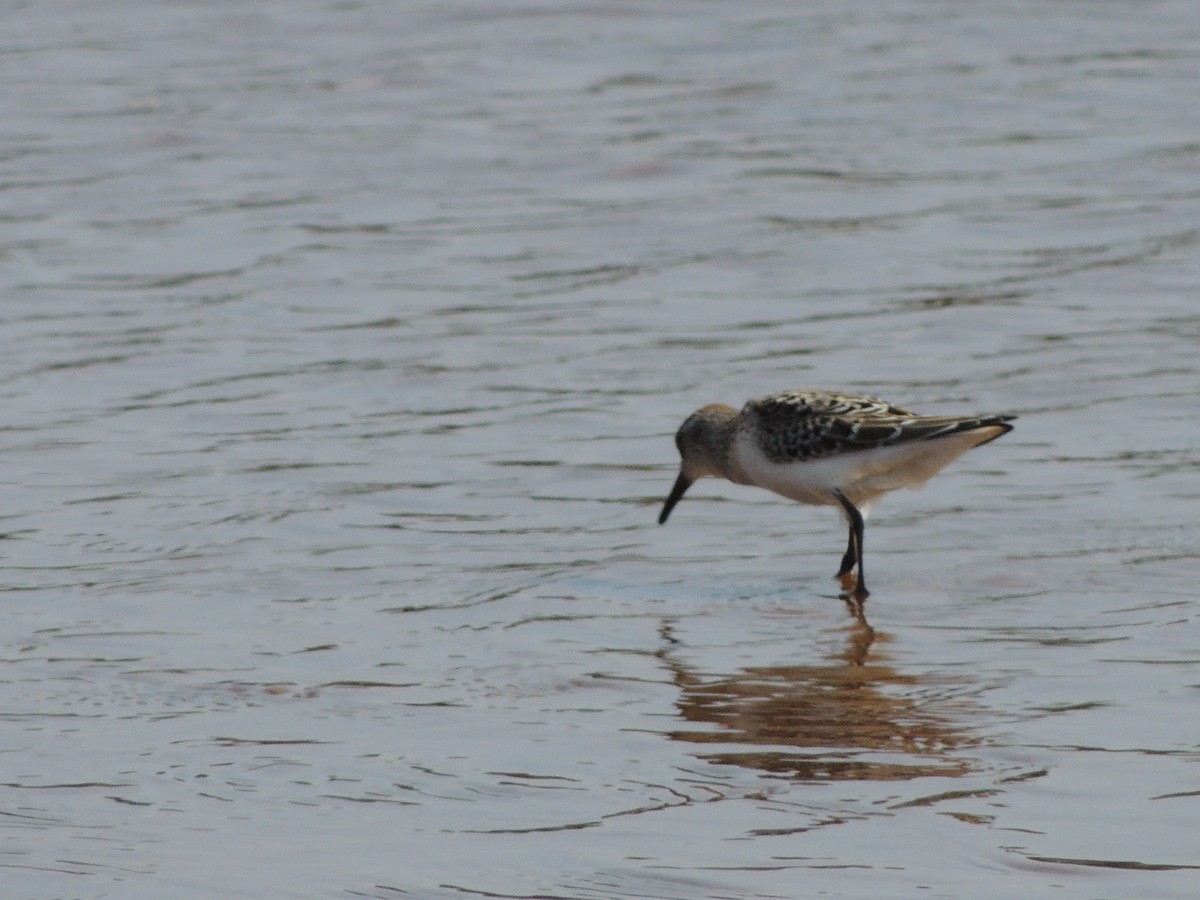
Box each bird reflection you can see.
[659,610,976,781]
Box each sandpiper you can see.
[658,389,1015,601]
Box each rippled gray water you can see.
[4,1,1200,897]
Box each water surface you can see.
[3,1,1200,897]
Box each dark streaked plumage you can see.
[748,390,1014,463]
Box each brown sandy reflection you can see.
[661,615,977,781]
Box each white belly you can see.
[733,428,1001,511]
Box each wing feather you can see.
[745,390,1013,462]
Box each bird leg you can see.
[832,489,867,600]
[835,526,859,593]
[836,526,857,578]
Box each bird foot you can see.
[836,572,869,620]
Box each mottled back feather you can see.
[745,390,1014,463]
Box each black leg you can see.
[836,525,857,578]
[832,489,867,600]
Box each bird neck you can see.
[699,407,752,486]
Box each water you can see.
[3,1,1200,897]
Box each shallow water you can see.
[3,1,1200,897]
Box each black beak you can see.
[658,471,693,524]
